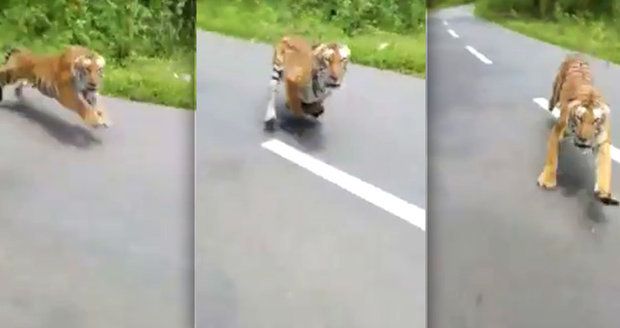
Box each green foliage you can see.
[203,0,425,35]
[476,0,615,18]
[0,0,195,63]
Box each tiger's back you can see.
[549,54,593,111]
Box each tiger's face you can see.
[313,43,350,88]
[73,54,110,128]
[73,54,105,97]
[567,98,609,149]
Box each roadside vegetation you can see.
[0,0,195,109]
[435,0,620,65]
[197,0,426,77]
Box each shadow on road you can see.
[0,101,101,149]
[271,102,326,152]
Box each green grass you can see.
[102,55,194,109]
[197,1,426,77]
[476,7,620,65]
[0,26,194,110]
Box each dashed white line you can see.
[465,45,493,65]
[532,97,620,163]
[261,139,426,231]
[447,29,460,38]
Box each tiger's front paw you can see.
[537,168,557,189]
[595,191,620,206]
[83,109,112,128]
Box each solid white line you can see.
[447,29,460,38]
[532,97,620,163]
[465,45,493,64]
[261,139,426,231]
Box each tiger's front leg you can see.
[537,120,566,189]
[594,141,619,205]
[302,101,325,118]
[284,78,306,118]
[57,87,111,128]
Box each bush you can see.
[477,0,615,18]
[211,0,425,35]
[0,0,195,63]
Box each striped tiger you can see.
[0,45,111,128]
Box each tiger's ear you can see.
[313,43,336,60]
[338,44,351,60]
[594,103,611,118]
[95,55,105,68]
[73,55,92,69]
[312,44,327,57]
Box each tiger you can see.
[537,54,619,205]
[0,45,111,128]
[264,35,350,128]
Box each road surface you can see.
[0,89,193,327]
[196,31,426,328]
[429,5,620,328]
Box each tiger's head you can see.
[567,84,609,149]
[72,53,105,96]
[72,52,110,127]
[312,43,350,88]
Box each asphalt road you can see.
[0,89,193,327]
[196,31,426,328]
[429,5,620,328]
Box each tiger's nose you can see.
[87,82,97,90]
[575,136,591,148]
[576,136,588,143]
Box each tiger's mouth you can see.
[81,89,98,106]
[325,81,341,89]
[574,137,594,149]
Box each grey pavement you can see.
[429,5,620,328]
[196,31,426,328]
[0,88,193,327]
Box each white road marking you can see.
[465,45,493,64]
[261,139,426,231]
[447,29,460,38]
[533,97,620,163]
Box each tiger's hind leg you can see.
[264,47,285,130]
[14,80,28,99]
[264,66,282,130]
[548,72,562,113]
[0,64,24,102]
